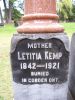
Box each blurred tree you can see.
[12,8,22,21]
[3,0,20,23]
[58,0,73,21]
[3,0,8,23]
[12,8,22,26]
[72,4,75,21]
[0,7,4,25]
[8,0,15,23]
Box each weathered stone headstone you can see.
[10,0,69,100]
[68,33,75,100]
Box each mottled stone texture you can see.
[10,33,69,100]
[24,0,56,14]
[68,33,75,100]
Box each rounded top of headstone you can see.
[17,0,64,33]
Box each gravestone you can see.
[68,33,75,100]
[10,0,69,100]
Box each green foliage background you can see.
[57,0,75,21]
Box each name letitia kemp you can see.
[18,51,62,60]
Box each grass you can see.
[61,22,75,37]
[0,22,75,100]
[0,24,16,100]
[0,24,16,37]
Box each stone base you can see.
[10,33,69,100]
